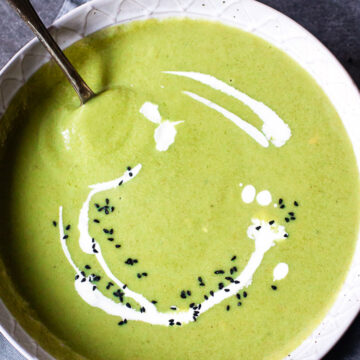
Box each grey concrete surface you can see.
[0,0,359,359]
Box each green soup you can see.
[0,19,359,360]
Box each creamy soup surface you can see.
[0,19,359,360]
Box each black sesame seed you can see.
[224,289,230,292]
[226,305,230,311]
[142,272,148,277]
[285,217,290,222]
[123,284,127,289]
[93,249,98,253]
[269,220,275,225]
[95,203,100,208]
[93,219,100,223]
[81,278,86,283]
[204,295,208,300]
[189,303,195,308]
[65,225,71,231]
[118,180,123,186]
[152,300,157,304]
[111,206,115,212]
[52,221,57,227]
[176,322,181,326]
[92,238,95,243]
[280,204,285,209]
[63,235,68,240]
[218,282,224,289]
[85,265,91,269]
[103,229,109,234]
[225,276,234,283]
[133,259,138,263]
[214,270,225,274]
[271,285,277,290]
[129,172,133,177]
[236,293,241,300]
[106,198,109,205]
[137,273,142,279]
[284,233,289,238]
[126,303,131,308]
[127,166,132,171]
[256,226,261,230]
[210,290,214,296]
[118,321,124,326]
[115,244,121,248]
[109,229,114,235]
[231,255,237,261]
[198,276,203,282]
[108,237,114,241]
[279,198,283,204]
[237,302,242,306]
[75,275,79,280]
[234,280,240,284]
[187,290,191,296]
[92,286,96,291]
[180,290,186,299]
[288,212,294,216]
[243,291,248,298]
[291,216,296,220]
[170,306,177,310]
[294,201,299,206]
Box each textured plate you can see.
[0,0,359,359]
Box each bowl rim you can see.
[0,1,359,359]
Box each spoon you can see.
[6,0,95,105]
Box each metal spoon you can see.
[6,0,95,105]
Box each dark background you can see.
[0,0,359,359]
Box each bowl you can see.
[0,0,359,359]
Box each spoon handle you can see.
[6,0,95,104]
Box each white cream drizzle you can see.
[273,263,289,282]
[139,101,183,152]
[164,71,291,147]
[59,171,288,326]
[183,91,269,147]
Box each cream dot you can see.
[273,263,289,281]
[256,190,272,206]
[241,185,256,203]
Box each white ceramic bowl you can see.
[0,1,359,359]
